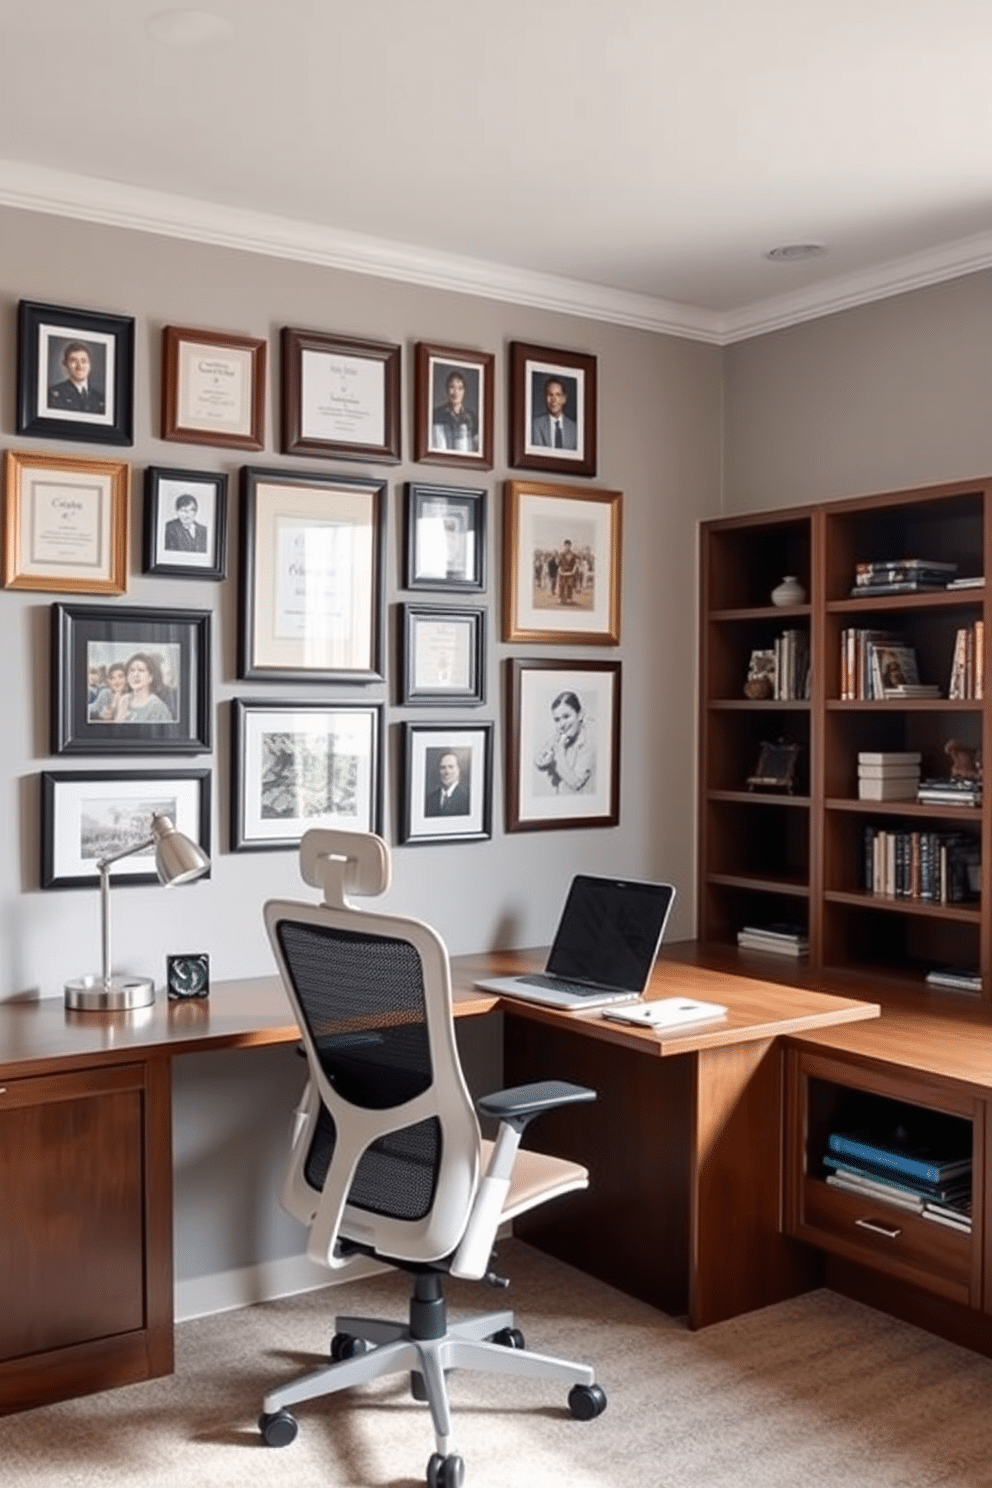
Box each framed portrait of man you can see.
[414,343,494,468]
[509,341,597,478]
[401,722,493,845]
[144,467,228,579]
[17,300,134,446]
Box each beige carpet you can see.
[3,1240,992,1488]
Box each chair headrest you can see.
[299,830,391,907]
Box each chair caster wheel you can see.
[331,1331,368,1361]
[427,1452,465,1488]
[491,1326,525,1350]
[259,1409,298,1446]
[568,1382,608,1420]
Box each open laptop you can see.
[474,874,676,1010]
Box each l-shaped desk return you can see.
[0,947,878,1415]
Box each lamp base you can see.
[64,974,156,1012]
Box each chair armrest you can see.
[476,1080,596,1133]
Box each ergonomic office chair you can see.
[259,829,607,1488]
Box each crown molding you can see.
[1,159,990,348]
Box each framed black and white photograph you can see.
[414,342,494,468]
[143,466,228,578]
[17,300,135,446]
[400,604,485,705]
[3,449,129,595]
[161,325,266,450]
[506,658,620,832]
[509,341,597,478]
[231,698,381,851]
[401,722,493,845]
[52,602,212,755]
[41,769,210,889]
[281,327,401,463]
[503,479,621,644]
[405,482,486,592]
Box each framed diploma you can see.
[3,449,129,594]
[161,325,266,450]
[238,466,386,682]
[400,604,486,706]
[281,327,401,463]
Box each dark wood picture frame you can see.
[143,466,228,579]
[238,466,385,682]
[17,299,135,446]
[161,325,266,451]
[41,768,211,889]
[405,482,486,592]
[281,327,401,463]
[3,449,129,595]
[400,604,486,706]
[413,342,494,469]
[52,602,212,755]
[506,658,621,832]
[401,721,494,845]
[509,341,597,478]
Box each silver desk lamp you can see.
[64,813,210,1012]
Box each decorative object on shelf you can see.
[280,327,400,463]
[62,811,210,1012]
[3,449,129,595]
[400,721,494,845]
[143,466,228,580]
[17,299,135,446]
[413,342,494,469]
[746,737,800,793]
[744,648,775,700]
[166,953,210,1001]
[405,482,486,592]
[161,324,266,451]
[945,738,981,782]
[508,341,597,478]
[505,658,621,832]
[502,479,622,645]
[400,604,486,706]
[770,575,805,607]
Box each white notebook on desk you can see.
[600,997,728,1029]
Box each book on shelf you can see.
[737,923,809,957]
[825,1172,925,1213]
[857,751,922,767]
[925,966,982,994]
[917,778,982,807]
[863,825,979,901]
[826,1130,971,1186]
[921,1208,972,1233]
[857,776,919,801]
[946,574,984,590]
[823,1152,972,1204]
[850,558,959,596]
[948,621,984,700]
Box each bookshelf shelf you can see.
[823,889,981,924]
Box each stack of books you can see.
[917,776,982,808]
[823,1128,972,1233]
[857,751,920,801]
[850,558,959,596]
[925,965,982,995]
[736,923,809,958]
[948,621,984,699]
[863,825,980,902]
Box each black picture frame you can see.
[401,722,493,845]
[400,604,486,706]
[281,327,401,463]
[143,466,228,579]
[230,698,382,851]
[52,602,212,755]
[17,300,135,446]
[41,768,211,889]
[405,482,486,592]
[508,341,597,478]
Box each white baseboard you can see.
[175,1253,385,1323]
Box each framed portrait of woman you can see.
[505,658,621,832]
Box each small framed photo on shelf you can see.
[413,343,494,468]
[509,341,597,478]
[746,738,801,794]
[281,327,401,463]
[503,479,621,644]
[161,325,266,450]
[3,449,129,595]
[400,604,485,706]
[506,658,621,833]
[401,722,493,845]
[52,602,212,755]
[405,482,486,592]
[143,467,228,579]
[230,698,382,851]
[238,467,385,682]
[17,299,134,446]
[40,768,211,889]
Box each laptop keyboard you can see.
[517,974,616,999]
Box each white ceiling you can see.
[3,0,992,342]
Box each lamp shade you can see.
[152,813,210,887]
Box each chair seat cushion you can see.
[482,1140,589,1223]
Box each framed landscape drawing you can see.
[17,299,134,446]
[508,341,597,477]
[506,658,621,832]
[281,328,401,463]
[231,698,381,851]
[161,325,266,450]
[503,480,622,644]
[401,722,493,845]
[3,449,129,595]
[413,342,494,468]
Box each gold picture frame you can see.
[3,448,129,594]
[502,479,622,645]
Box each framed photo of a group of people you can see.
[509,341,597,478]
[502,479,622,645]
[161,324,266,451]
[405,482,486,592]
[401,722,493,845]
[281,327,401,464]
[143,466,228,579]
[506,659,621,833]
[3,449,129,595]
[230,698,381,851]
[51,602,212,756]
[413,343,494,469]
[17,300,135,446]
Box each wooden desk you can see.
[0,956,876,1414]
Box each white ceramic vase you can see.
[771,575,805,606]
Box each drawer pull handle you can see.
[855,1217,902,1239]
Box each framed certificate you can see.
[3,449,129,594]
[281,327,401,463]
[162,325,266,450]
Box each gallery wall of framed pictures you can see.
[1,292,625,871]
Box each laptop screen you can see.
[545,875,676,993]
